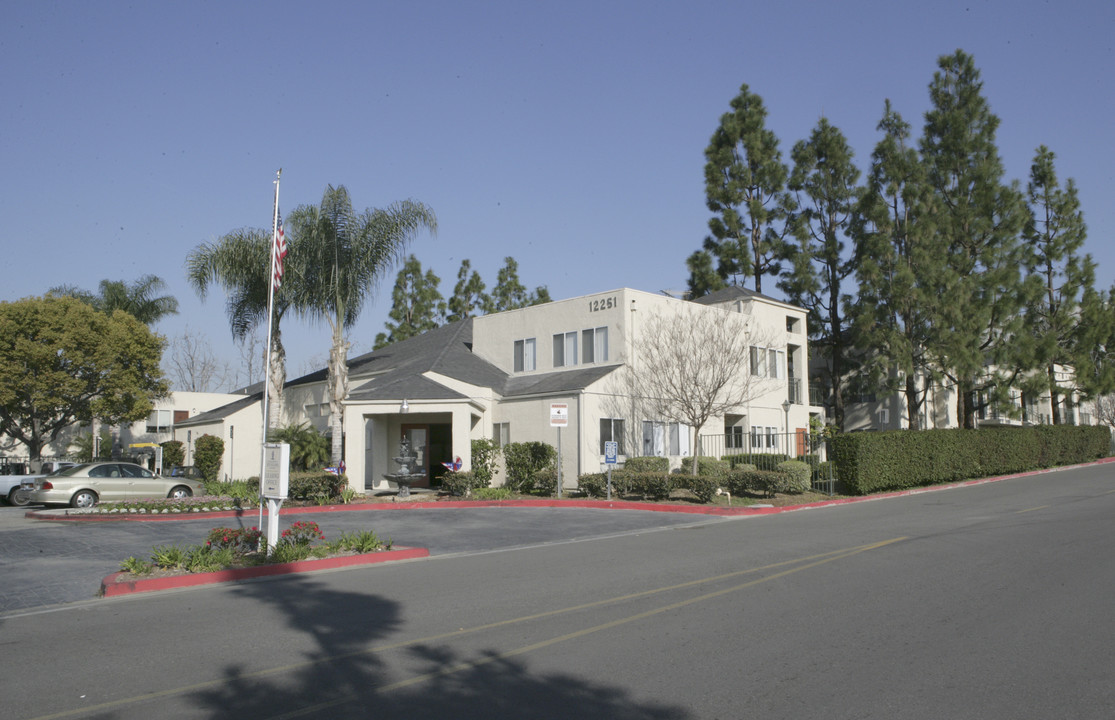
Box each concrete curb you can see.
[100,546,430,598]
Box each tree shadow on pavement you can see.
[185,575,689,720]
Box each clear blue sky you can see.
[4,0,1113,387]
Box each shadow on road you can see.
[183,575,689,720]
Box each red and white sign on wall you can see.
[550,403,569,427]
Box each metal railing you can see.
[698,430,836,495]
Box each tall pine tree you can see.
[446,259,490,323]
[486,257,549,313]
[920,50,1031,428]
[375,255,446,348]
[702,84,789,293]
[779,117,860,430]
[1022,145,1110,422]
[850,100,944,430]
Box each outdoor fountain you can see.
[383,437,425,498]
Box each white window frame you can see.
[493,422,510,448]
[582,326,608,364]
[514,338,536,372]
[599,418,625,456]
[553,331,577,368]
[146,409,172,433]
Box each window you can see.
[726,426,744,449]
[146,409,172,433]
[750,347,784,378]
[750,426,779,452]
[642,421,689,457]
[786,316,800,333]
[493,422,510,448]
[599,418,625,456]
[877,408,890,426]
[582,327,608,363]
[513,338,536,372]
[552,331,577,368]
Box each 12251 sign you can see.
[589,295,617,312]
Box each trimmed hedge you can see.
[726,469,790,498]
[623,456,669,473]
[831,425,1111,495]
[288,471,346,501]
[776,460,812,494]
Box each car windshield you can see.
[53,464,91,477]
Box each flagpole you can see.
[260,168,281,534]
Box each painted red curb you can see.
[100,546,429,597]
[30,456,1115,524]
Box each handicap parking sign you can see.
[604,441,618,464]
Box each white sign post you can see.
[604,440,618,500]
[261,442,290,553]
[550,403,568,498]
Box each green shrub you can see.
[503,441,557,492]
[288,471,344,502]
[530,467,558,496]
[441,470,489,496]
[330,530,383,553]
[623,456,669,473]
[470,438,501,486]
[205,526,262,554]
[776,460,812,494]
[194,434,225,482]
[160,440,185,469]
[471,487,514,500]
[725,453,790,471]
[577,473,609,498]
[674,474,719,503]
[726,469,790,498]
[831,425,1111,495]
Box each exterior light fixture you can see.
[400,399,410,414]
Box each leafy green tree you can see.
[49,274,179,326]
[446,259,490,322]
[850,101,943,430]
[920,50,1031,428]
[486,257,549,312]
[684,249,727,300]
[268,422,329,471]
[288,185,437,464]
[375,255,446,348]
[187,228,293,428]
[0,296,168,461]
[194,434,225,482]
[1022,145,1111,420]
[702,84,790,293]
[779,117,861,430]
[469,437,500,486]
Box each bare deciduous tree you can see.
[231,331,264,391]
[166,327,229,392]
[1092,395,1115,430]
[629,305,778,474]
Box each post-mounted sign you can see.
[550,403,568,427]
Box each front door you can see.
[401,424,429,487]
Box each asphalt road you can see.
[1,464,1113,719]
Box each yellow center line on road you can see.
[28,537,907,720]
[1015,505,1050,514]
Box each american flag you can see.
[272,212,287,288]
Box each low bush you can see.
[577,473,608,498]
[725,453,790,471]
[288,471,345,503]
[776,460,812,494]
[471,487,514,500]
[206,526,262,554]
[623,456,669,473]
[441,470,488,497]
[726,469,791,498]
[674,474,719,503]
[530,467,559,496]
[470,438,501,486]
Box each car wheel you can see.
[168,485,193,500]
[70,490,98,509]
[7,488,31,507]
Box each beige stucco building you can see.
[170,287,824,489]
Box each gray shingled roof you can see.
[178,317,624,423]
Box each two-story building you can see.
[173,287,825,490]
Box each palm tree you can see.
[186,228,293,428]
[287,185,437,464]
[50,275,179,325]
